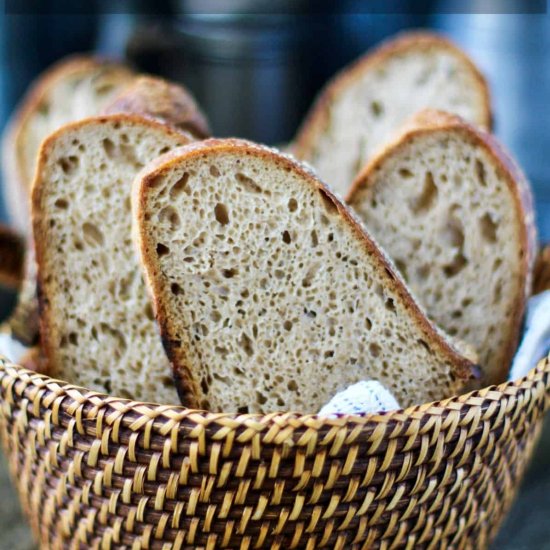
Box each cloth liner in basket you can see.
[0,355,548,549]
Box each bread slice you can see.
[2,55,135,235]
[348,110,536,385]
[32,114,192,403]
[133,138,477,413]
[104,75,210,139]
[534,244,550,294]
[0,224,25,290]
[293,31,491,197]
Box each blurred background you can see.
[0,0,549,548]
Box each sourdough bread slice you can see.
[32,114,192,403]
[293,31,491,197]
[348,110,536,385]
[133,138,477,413]
[2,55,135,235]
[104,76,210,139]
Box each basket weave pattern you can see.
[0,357,548,549]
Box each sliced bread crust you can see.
[348,110,536,384]
[32,114,192,403]
[2,55,135,235]
[293,31,491,197]
[134,138,477,413]
[104,76,210,139]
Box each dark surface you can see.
[0,414,548,549]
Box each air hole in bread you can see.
[58,156,79,175]
[159,206,181,230]
[144,303,155,321]
[171,282,183,296]
[475,159,487,187]
[160,376,173,388]
[443,253,467,278]
[158,146,170,155]
[385,297,396,312]
[493,281,503,304]
[282,230,291,244]
[417,339,430,353]
[237,406,249,414]
[170,172,191,199]
[441,215,464,248]
[102,138,116,158]
[369,343,381,357]
[370,100,384,117]
[214,203,230,225]
[399,168,413,179]
[222,268,237,279]
[236,172,264,194]
[409,171,438,214]
[288,198,298,212]
[82,222,105,247]
[210,165,220,177]
[318,188,338,215]
[480,212,497,243]
[68,332,78,346]
[365,317,373,330]
[156,243,170,257]
[238,332,254,357]
[283,320,293,332]
[54,198,69,209]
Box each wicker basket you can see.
[0,357,548,550]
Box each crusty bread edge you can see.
[2,55,135,235]
[104,75,211,139]
[133,138,479,409]
[31,113,192,382]
[348,109,537,384]
[292,31,492,161]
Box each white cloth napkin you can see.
[318,380,400,416]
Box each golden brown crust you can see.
[2,55,135,235]
[31,113,192,382]
[0,224,25,290]
[292,31,492,162]
[104,76,210,139]
[348,108,537,384]
[134,138,478,408]
[534,244,550,294]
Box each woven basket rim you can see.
[1,355,549,428]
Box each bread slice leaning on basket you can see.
[347,110,537,385]
[31,114,193,403]
[132,138,478,413]
[292,31,491,197]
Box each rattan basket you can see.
[0,356,548,550]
